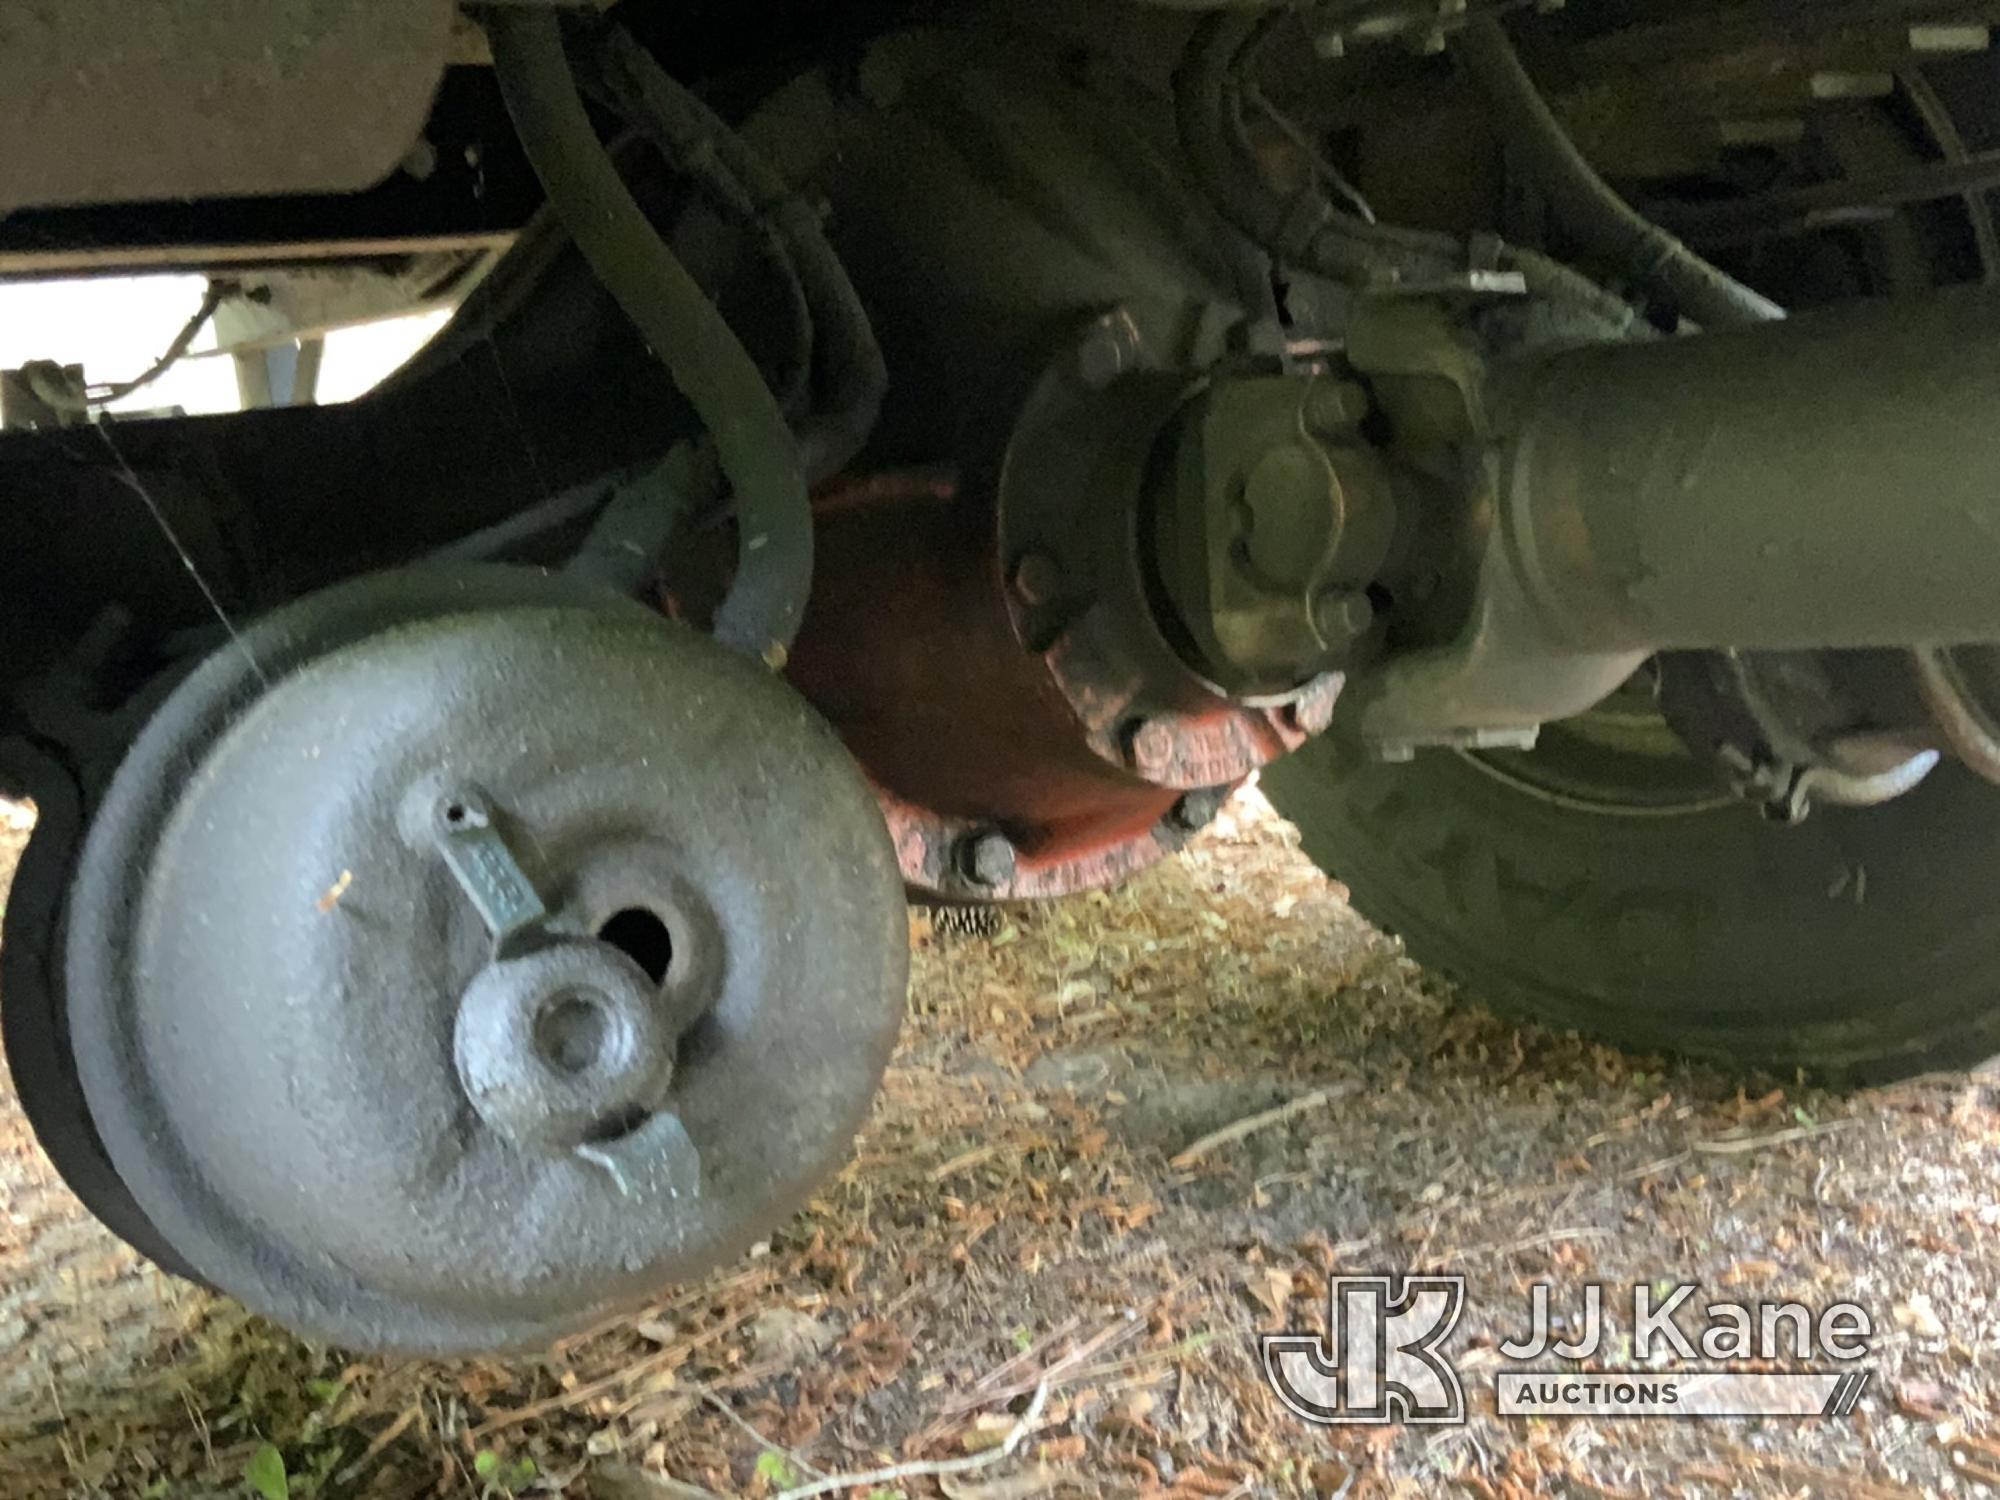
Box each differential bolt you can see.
[956,829,1018,890]
[1124,717,1182,781]
[1169,786,1229,834]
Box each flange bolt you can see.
[1305,380,1371,436]
[1311,587,1376,651]
[1010,551,1066,607]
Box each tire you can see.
[1257,54,2000,1083]
[1260,726,2000,1082]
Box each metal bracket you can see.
[576,1112,704,1202]
[431,788,548,952]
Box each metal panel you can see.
[0,0,455,210]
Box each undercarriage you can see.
[3,0,1999,1352]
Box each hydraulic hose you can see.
[1454,17,1782,327]
[486,7,810,666]
[565,442,719,595]
[1175,13,1464,286]
[1173,14,1639,333]
[591,26,887,485]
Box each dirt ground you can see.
[1,787,1996,1499]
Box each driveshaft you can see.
[1508,281,2000,654]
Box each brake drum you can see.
[61,566,907,1353]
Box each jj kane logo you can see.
[1263,1275,1875,1425]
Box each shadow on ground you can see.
[0,790,1994,1498]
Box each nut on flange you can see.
[1151,374,1397,698]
